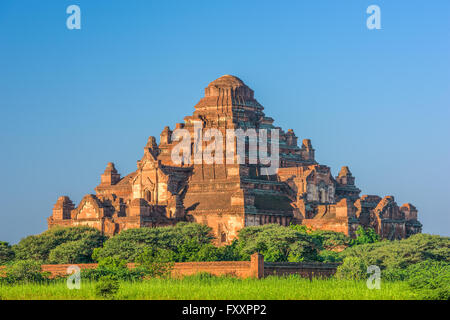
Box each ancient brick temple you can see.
[48,75,422,243]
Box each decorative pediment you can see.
[73,194,104,220]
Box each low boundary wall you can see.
[38,254,263,278]
[264,262,339,278]
[1,254,339,279]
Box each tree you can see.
[0,241,15,265]
[341,233,450,271]
[13,226,106,263]
[93,223,216,262]
[351,226,379,246]
[48,239,101,264]
[236,224,321,262]
[289,224,353,252]
[311,230,352,251]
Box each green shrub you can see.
[335,257,367,280]
[1,259,49,284]
[337,233,450,298]
[350,226,379,246]
[84,252,174,282]
[381,267,410,282]
[407,260,450,300]
[82,257,143,282]
[95,275,120,299]
[135,248,174,278]
[189,243,221,261]
[97,256,128,270]
[0,242,14,265]
[216,240,241,261]
[318,250,343,263]
[13,226,106,263]
[340,233,450,270]
[288,224,311,233]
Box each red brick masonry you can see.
[1,254,338,279]
[263,261,339,278]
[48,75,422,243]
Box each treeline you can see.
[0,223,374,265]
[1,223,449,267]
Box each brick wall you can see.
[302,218,350,235]
[1,254,339,279]
[40,263,98,277]
[264,262,339,278]
[171,261,252,278]
[36,253,263,279]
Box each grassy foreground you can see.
[0,276,419,300]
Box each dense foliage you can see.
[237,224,322,262]
[134,248,175,278]
[350,226,380,245]
[95,275,120,299]
[340,233,449,271]
[92,222,226,262]
[406,260,450,300]
[81,261,142,282]
[335,257,367,280]
[234,224,355,263]
[0,241,15,265]
[83,251,174,282]
[335,234,450,299]
[0,259,49,284]
[90,223,353,264]
[288,225,353,261]
[13,226,106,264]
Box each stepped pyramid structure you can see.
[48,75,422,243]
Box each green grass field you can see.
[0,276,419,300]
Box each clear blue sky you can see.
[0,1,449,243]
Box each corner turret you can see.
[100,162,121,186]
[300,139,315,162]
